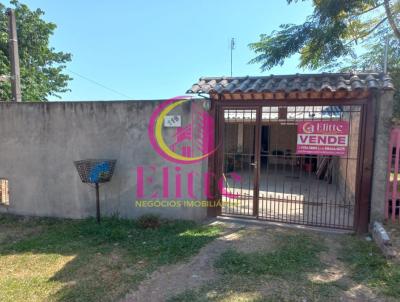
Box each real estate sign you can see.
[296,121,349,156]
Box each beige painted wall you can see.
[0,100,208,221]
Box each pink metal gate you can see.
[385,127,400,222]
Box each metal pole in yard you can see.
[95,183,101,223]
[7,9,22,102]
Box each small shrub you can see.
[137,214,161,229]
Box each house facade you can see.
[0,72,395,233]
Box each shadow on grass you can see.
[0,214,221,302]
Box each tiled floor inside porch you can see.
[222,167,355,229]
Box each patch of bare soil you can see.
[122,222,395,302]
[244,231,385,302]
[386,222,400,261]
[312,235,384,302]
[121,222,279,302]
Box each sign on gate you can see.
[296,121,349,156]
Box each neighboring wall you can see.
[223,123,255,154]
[0,100,208,220]
[336,107,361,205]
[371,90,395,222]
[268,124,297,154]
[223,123,297,156]
[224,123,238,153]
[334,90,394,224]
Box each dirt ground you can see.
[122,219,396,302]
[0,215,222,302]
[121,222,244,302]
[386,222,400,261]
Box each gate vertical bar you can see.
[253,106,262,217]
[215,102,224,216]
[207,100,219,217]
[385,129,394,220]
[385,128,400,222]
[391,129,400,222]
[355,97,376,233]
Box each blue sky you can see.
[21,0,314,101]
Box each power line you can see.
[67,69,132,99]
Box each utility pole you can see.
[7,9,22,102]
[384,34,389,74]
[230,38,235,77]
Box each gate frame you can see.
[385,127,400,222]
[206,96,376,233]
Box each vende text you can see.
[296,121,349,156]
[297,134,348,146]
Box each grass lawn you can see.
[168,230,400,302]
[0,214,221,302]
[2,214,400,302]
[339,235,400,298]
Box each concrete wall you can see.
[0,91,393,225]
[268,124,297,165]
[0,100,209,221]
[223,122,297,156]
[268,124,297,154]
[224,123,256,155]
[224,123,238,153]
[336,107,361,205]
[371,91,394,222]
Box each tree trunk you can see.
[384,0,400,40]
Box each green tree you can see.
[343,29,400,115]
[249,0,400,116]
[249,0,399,70]
[0,0,71,101]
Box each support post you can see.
[356,96,376,233]
[253,106,261,217]
[7,9,22,102]
[95,183,100,223]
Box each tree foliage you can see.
[0,0,71,101]
[249,0,400,117]
[344,29,400,116]
[249,0,400,70]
